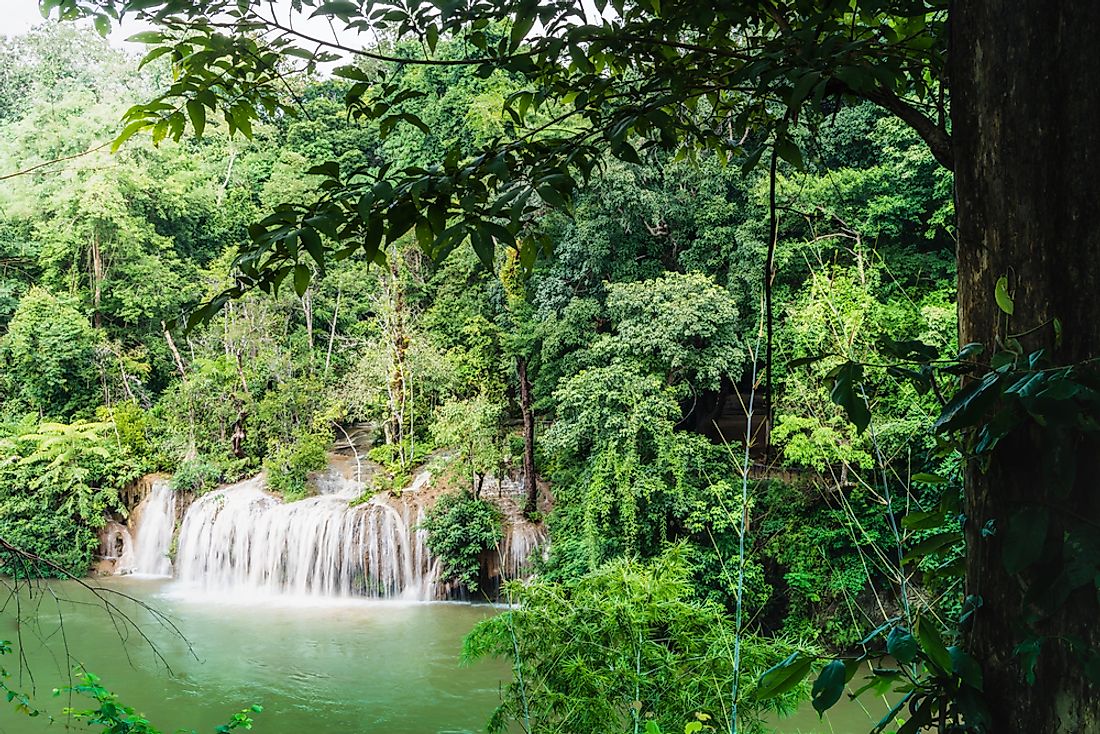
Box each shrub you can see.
[263,431,329,501]
[170,455,233,495]
[0,420,137,577]
[462,545,809,734]
[0,288,100,419]
[420,491,503,592]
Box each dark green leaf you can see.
[753,652,814,700]
[293,264,310,296]
[915,618,952,673]
[827,361,870,433]
[186,100,206,138]
[789,355,827,368]
[948,646,983,691]
[886,627,918,665]
[1002,507,1049,575]
[811,660,846,716]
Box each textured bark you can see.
[517,356,538,517]
[952,1,1100,730]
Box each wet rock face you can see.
[95,521,133,576]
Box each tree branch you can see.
[861,86,954,170]
[0,141,112,181]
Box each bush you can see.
[263,431,329,501]
[420,491,503,592]
[0,288,101,419]
[0,420,138,577]
[462,545,809,734]
[170,455,235,495]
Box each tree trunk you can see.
[163,320,188,380]
[517,356,538,517]
[89,230,104,329]
[381,252,410,465]
[952,2,1100,730]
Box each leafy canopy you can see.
[44,0,950,321]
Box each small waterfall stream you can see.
[129,479,178,576]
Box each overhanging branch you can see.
[862,87,954,171]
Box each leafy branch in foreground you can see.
[59,671,263,733]
[770,282,1100,731]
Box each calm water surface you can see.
[0,578,892,734]
[0,577,507,733]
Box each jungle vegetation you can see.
[2,0,1096,731]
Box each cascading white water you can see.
[499,521,547,580]
[174,474,438,600]
[128,479,178,576]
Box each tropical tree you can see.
[0,287,101,418]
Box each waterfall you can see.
[112,461,540,602]
[128,479,178,576]
[174,474,438,600]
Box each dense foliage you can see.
[463,547,808,734]
[0,17,964,730]
[420,490,504,592]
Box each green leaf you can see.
[903,531,961,564]
[915,618,952,673]
[509,2,537,50]
[186,100,206,138]
[948,646,984,691]
[827,361,870,433]
[112,119,151,152]
[911,473,947,484]
[934,370,1003,433]
[995,276,1014,315]
[1002,507,1049,574]
[957,342,984,361]
[811,660,846,715]
[886,627,918,665]
[300,227,324,267]
[126,31,166,44]
[470,228,495,269]
[789,354,827,368]
[1013,637,1043,685]
[311,1,360,19]
[902,510,946,531]
[774,137,803,170]
[753,652,814,700]
[293,264,310,297]
[305,161,338,179]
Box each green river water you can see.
[0,578,891,734]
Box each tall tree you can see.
[950,3,1100,730]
